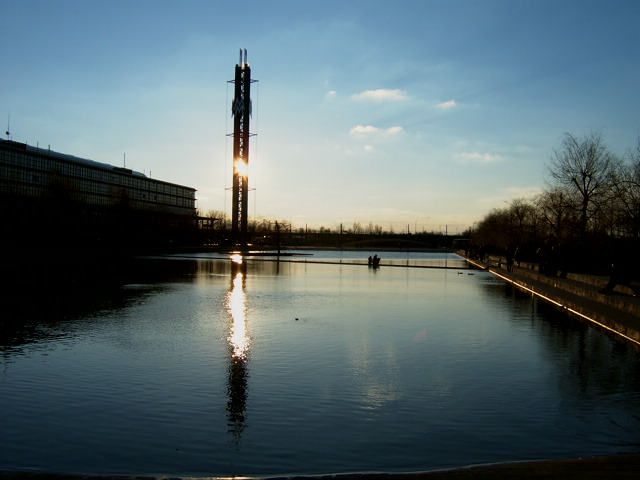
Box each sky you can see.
[2,0,639,234]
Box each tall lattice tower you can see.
[229,49,256,247]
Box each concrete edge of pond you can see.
[2,454,640,479]
[463,253,640,349]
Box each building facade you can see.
[1,139,197,248]
[1,139,195,215]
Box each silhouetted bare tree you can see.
[547,131,618,238]
[611,137,640,239]
[536,189,576,240]
[206,209,229,231]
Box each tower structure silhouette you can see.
[229,49,255,247]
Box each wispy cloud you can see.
[352,89,408,101]
[325,90,337,100]
[453,152,502,163]
[346,144,377,155]
[350,125,404,137]
[477,186,541,206]
[505,186,541,198]
[435,99,457,110]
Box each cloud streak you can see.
[352,89,408,101]
[435,99,458,110]
[350,125,404,137]
[454,152,502,163]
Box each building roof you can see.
[2,139,147,178]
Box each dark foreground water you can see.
[1,251,640,477]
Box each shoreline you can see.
[2,453,640,479]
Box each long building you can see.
[0,138,198,248]
[0,139,196,215]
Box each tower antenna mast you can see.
[229,49,257,248]
[6,108,11,140]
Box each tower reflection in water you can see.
[225,254,250,440]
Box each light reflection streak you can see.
[225,259,250,440]
[227,270,249,360]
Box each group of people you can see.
[368,255,381,267]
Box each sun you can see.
[234,159,248,177]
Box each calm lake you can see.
[1,251,640,477]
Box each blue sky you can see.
[2,0,639,233]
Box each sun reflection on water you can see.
[227,270,250,360]
[225,259,251,440]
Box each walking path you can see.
[464,253,640,348]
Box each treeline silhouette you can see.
[198,213,463,250]
[470,131,640,275]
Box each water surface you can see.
[1,251,640,477]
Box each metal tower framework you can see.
[229,49,256,247]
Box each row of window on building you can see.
[1,140,197,215]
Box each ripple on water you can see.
[2,255,640,476]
